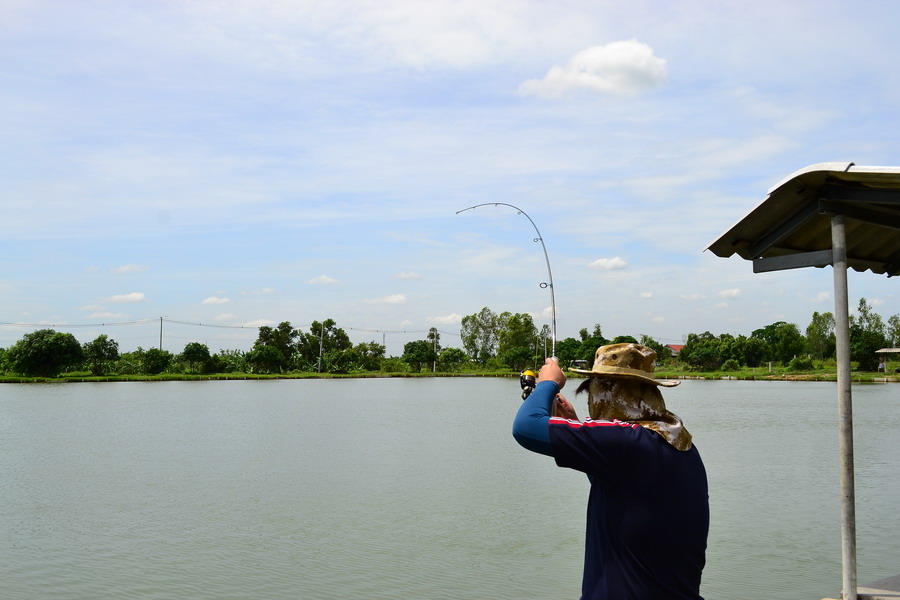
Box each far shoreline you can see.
[2,371,898,384]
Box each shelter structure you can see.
[708,162,900,600]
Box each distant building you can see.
[665,344,684,357]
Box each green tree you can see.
[296,319,352,372]
[181,342,211,373]
[577,324,608,362]
[320,349,354,373]
[497,312,537,370]
[679,332,723,371]
[437,347,468,371]
[347,341,385,372]
[83,334,119,376]
[116,348,143,374]
[538,324,552,360]
[403,339,436,372]
[850,298,888,371]
[215,349,247,373]
[245,345,284,374]
[556,337,581,367]
[460,307,499,364]
[8,329,84,377]
[142,348,172,375]
[253,322,298,372]
[739,336,769,367]
[751,321,806,364]
[201,353,228,374]
[806,311,836,360]
[887,314,900,347]
[500,346,533,371]
[716,333,738,364]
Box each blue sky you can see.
[4,0,900,356]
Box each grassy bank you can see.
[3,367,899,384]
[0,370,520,383]
[653,368,900,383]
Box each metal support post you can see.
[831,214,857,600]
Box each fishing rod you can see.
[455,202,558,362]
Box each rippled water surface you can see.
[2,378,898,599]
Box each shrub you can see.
[380,357,407,373]
[484,357,508,371]
[788,356,814,371]
[721,359,740,371]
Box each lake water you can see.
[1,378,898,599]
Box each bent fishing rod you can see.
[455,202,558,360]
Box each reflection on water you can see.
[1,379,898,599]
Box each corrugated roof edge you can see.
[707,162,858,256]
[766,161,855,194]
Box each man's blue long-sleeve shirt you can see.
[511,380,559,456]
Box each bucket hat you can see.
[568,342,679,387]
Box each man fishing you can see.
[512,343,709,600]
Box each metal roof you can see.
[708,162,900,276]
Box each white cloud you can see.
[105,292,145,303]
[680,293,705,301]
[394,271,423,280]
[112,264,148,274]
[519,39,667,98]
[588,256,628,270]
[428,313,463,325]
[215,313,237,321]
[718,288,741,299]
[814,292,831,303]
[715,302,730,309]
[364,293,408,304]
[870,297,886,307]
[640,291,653,299]
[309,275,339,285]
[241,288,276,295]
[202,296,230,305]
[80,304,105,311]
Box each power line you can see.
[0,319,157,328]
[162,319,258,330]
[0,318,460,337]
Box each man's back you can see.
[550,418,709,600]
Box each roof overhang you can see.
[708,162,900,276]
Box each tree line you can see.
[1,298,897,377]
[0,318,461,377]
[678,298,900,372]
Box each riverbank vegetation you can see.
[3,298,900,382]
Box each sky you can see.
[4,0,900,356]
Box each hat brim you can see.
[568,367,680,387]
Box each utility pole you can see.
[318,322,324,373]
